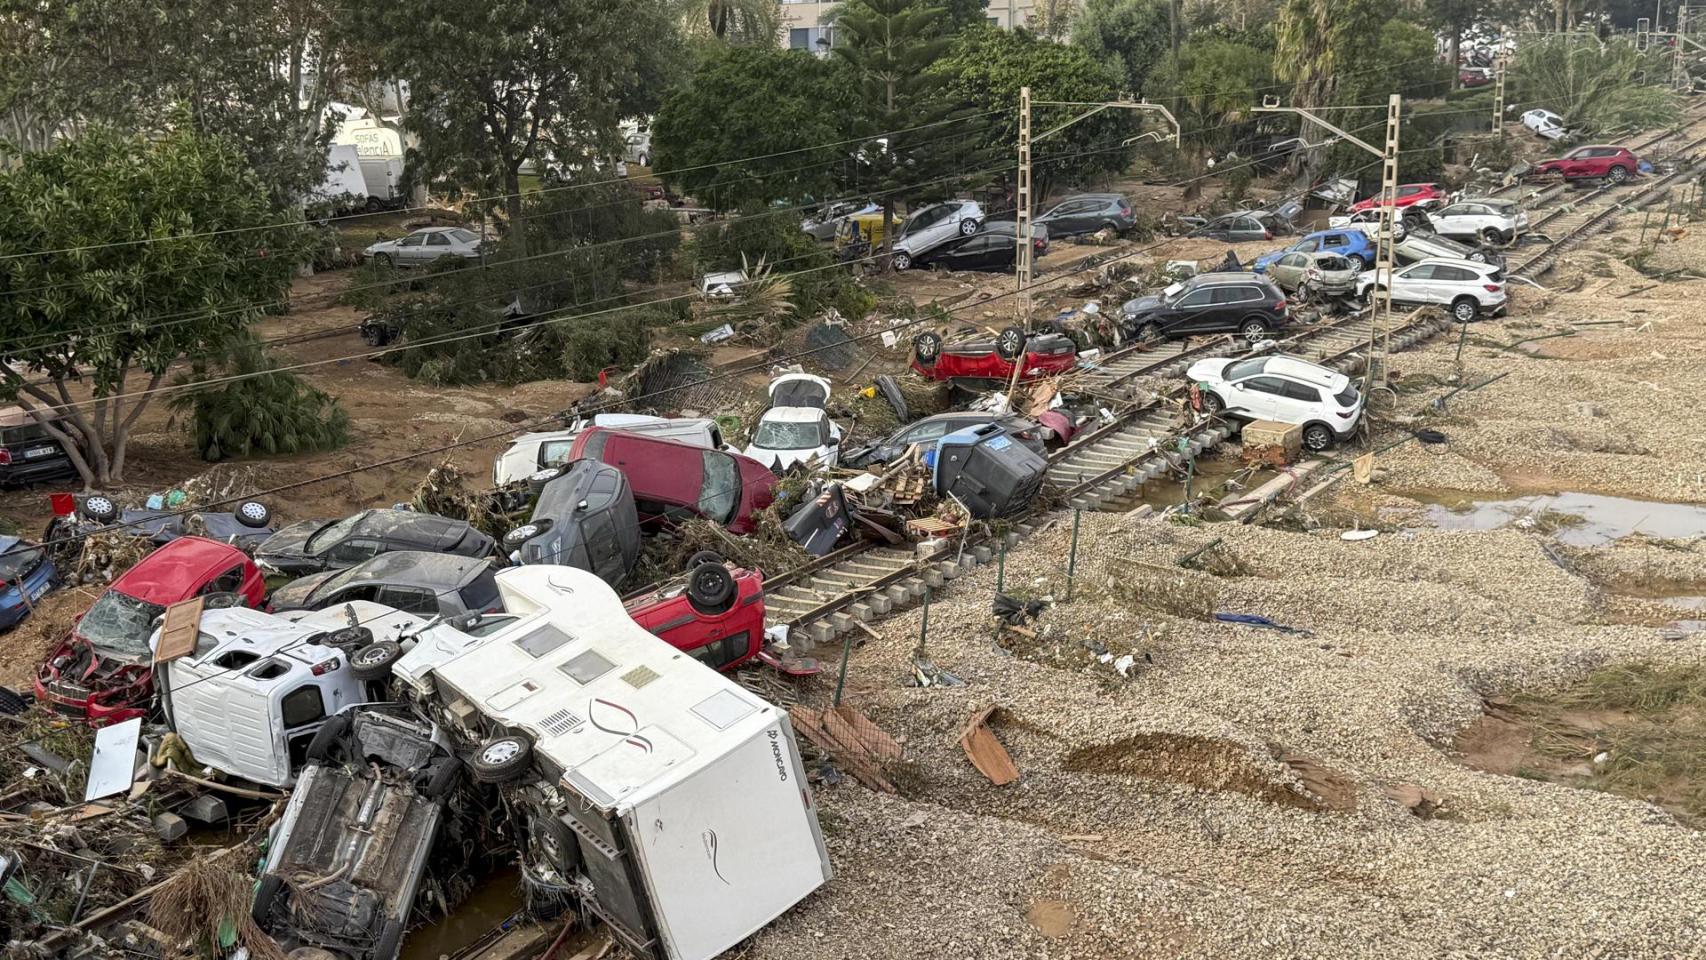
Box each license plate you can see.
[27,580,49,601]
[22,445,55,459]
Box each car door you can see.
[1226,375,1288,420]
[1235,216,1266,242]
[1047,199,1095,235]
[1275,379,1326,425]
[328,537,384,567]
[424,232,452,263]
[1270,253,1305,291]
[394,233,429,265]
[1431,264,1476,304]
[1168,287,1217,333]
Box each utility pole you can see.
[1255,94,1402,388]
[1492,49,1508,138]
[1014,93,1181,326]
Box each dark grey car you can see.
[502,460,640,587]
[268,551,501,620]
[1189,210,1284,243]
[256,508,496,577]
[1035,193,1135,237]
[842,413,1049,468]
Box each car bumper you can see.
[0,456,79,487]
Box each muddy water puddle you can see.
[1095,455,1254,513]
[401,867,524,960]
[1409,489,1706,546]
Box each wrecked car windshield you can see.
[306,512,367,554]
[79,589,166,656]
[0,545,42,581]
[698,451,741,523]
[753,419,829,450]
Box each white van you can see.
[156,601,460,787]
[493,415,730,487]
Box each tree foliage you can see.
[689,212,870,318]
[0,130,308,486]
[1274,0,1396,177]
[1513,36,1679,137]
[347,0,680,257]
[1150,38,1272,184]
[653,47,858,212]
[933,27,1131,203]
[169,336,350,462]
[1070,0,1174,97]
[679,0,783,44]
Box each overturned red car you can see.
[35,537,265,724]
[910,327,1078,386]
[623,552,764,672]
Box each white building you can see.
[778,0,1075,53]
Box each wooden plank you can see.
[153,597,205,665]
[958,705,1020,786]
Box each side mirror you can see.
[826,437,840,447]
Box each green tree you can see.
[1274,0,1393,177]
[679,0,783,43]
[1070,0,1173,96]
[169,336,350,462]
[1422,0,1483,88]
[1150,38,1272,193]
[1513,36,1679,137]
[1346,21,1454,103]
[833,0,988,257]
[932,27,1130,203]
[348,0,679,258]
[653,46,858,212]
[0,130,308,487]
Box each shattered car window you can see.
[0,545,43,581]
[79,589,166,657]
[752,419,829,450]
[305,512,366,554]
[699,451,741,523]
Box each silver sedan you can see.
[363,227,486,268]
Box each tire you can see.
[364,196,384,214]
[326,626,373,650]
[1468,250,1487,263]
[373,918,407,960]
[1482,227,1504,246]
[1135,321,1163,344]
[526,467,564,496]
[1101,221,1121,235]
[687,550,725,572]
[373,253,393,269]
[1199,392,1226,415]
[1344,253,1367,272]
[1607,165,1630,184]
[472,734,533,783]
[958,217,981,237]
[504,522,545,547]
[912,331,942,365]
[995,326,1026,361]
[251,874,285,925]
[686,562,737,616]
[81,495,117,524]
[1240,318,1271,344]
[1451,297,1479,323]
[422,758,460,800]
[350,640,402,681]
[0,686,27,715]
[360,322,388,347]
[1302,423,1336,452]
[892,250,912,271]
[234,501,270,528]
[305,712,353,763]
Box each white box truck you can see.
[425,566,830,960]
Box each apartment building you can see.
[778,0,1074,52]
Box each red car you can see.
[910,328,1078,385]
[624,554,764,672]
[568,428,777,534]
[35,537,265,724]
[1348,183,1447,213]
[1532,145,1642,183]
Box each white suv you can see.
[1427,199,1528,246]
[892,200,984,270]
[1355,257,1507,323]
[1185,354,1364,451]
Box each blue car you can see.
[0,536,56,630]
[1253,229,1376,275]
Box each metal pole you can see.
[1493,51,1507,137]
[1373,94,1401,389]
[1016,85,1033,325]
[1640,206,1653,246]
[1065,508,1082,602]
[833,628,854,706]
[1454,316,1471,367]
[996,536,1007,593]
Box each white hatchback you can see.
[1355,257,1508,323]
[1185,354,1365,451]
[1522,108,1568,141]
[743,372,841,471]
[891,200,985,270]
[1427,199,1529,246]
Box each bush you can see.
[168,336,350,461]
[689,210,866,319]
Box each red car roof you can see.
[110,536,250,604]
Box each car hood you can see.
[255,519,332,562]
[1252,252,1284,270]
[1186,358,1231,383]
[742,444,831,472]
[1121,294,1162,316]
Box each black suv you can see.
[0,408,79,487]
[1119,273,1291,345]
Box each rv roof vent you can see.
[620,664,661,690]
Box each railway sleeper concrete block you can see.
[972,544,992,563]
[935,560,962,580]
[1069,496,1095,511]
[922,567,945,588]
[884,585,910,604]
[865,593,893,616]
[802,622,833,649]
[829,612,856,632]
[848,602,876,622]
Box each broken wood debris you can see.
[959,705,1020,786]
[790,704,903,793]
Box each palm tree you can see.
[680,0,781,43]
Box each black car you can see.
[842,413,1050,468]
[268,551,501,620]
[255,508,496,577]
[0,408,80,487]
[912,232,1019,273]
[502,459,640,587]
[1120,272,1291,345]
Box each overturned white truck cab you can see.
[426,566,830,960]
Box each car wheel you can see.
[305,712,353,763]
[504,522,543,547]
[1302,424,1336,452]
[1199,391,1226,415]
[526,467,565,496]
[234,501,270,528]
[1136,321,1163,344]
[373,253,393,269]
[1451,297,1479,323]
[687,550,725,572]
[959,217,981,237]
[995,325,1027,360]
[912,331,942,365]
[1240,318,1271,343]
[1468,250,1487,263]
[1482,227,1504,246]
[472,734,534,783]
[892,250,912,271]
[326,626,374,650]
[81,495,117,524]
[350,640,403,681]
[1607,165,1630,184]
[251,875,285,925]
[360,322,389,347]
[687,562,737,616]
[1344,253,1367,271]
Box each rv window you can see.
[516,623,575,658]
[280,685,326,728]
